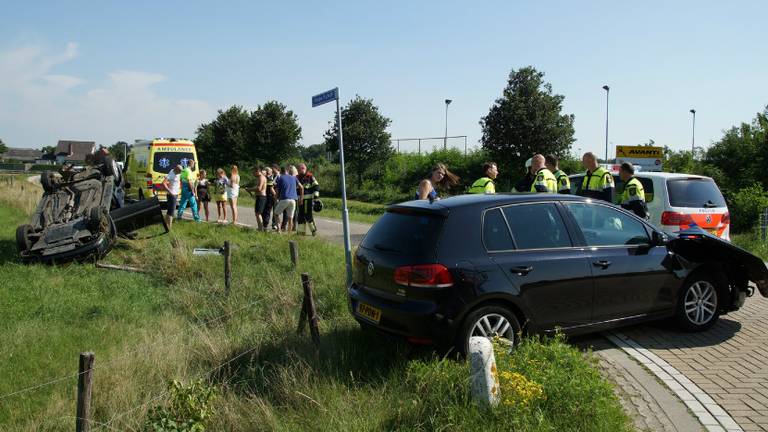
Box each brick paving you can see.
[622,296,768,432]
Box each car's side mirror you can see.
[651,230,667,246]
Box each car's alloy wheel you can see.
[684,281,717,325]
[459,305,521,355]
[470,313,515,340]
[676,274,720,331]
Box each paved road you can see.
[199,204,768,431]
[197,205,372,246]
[621,298,768,431]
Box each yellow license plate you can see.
[357,302,382,324]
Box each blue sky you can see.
[1,1,766,158]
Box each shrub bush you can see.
[729,183,768,233]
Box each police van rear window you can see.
[667,178,726,208]
[360,211,443,256]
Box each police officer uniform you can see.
[553,169,570,194]
[468,177,495,194]
[531,168,557,193]
[579,167,614,203]
[620,176,649,219]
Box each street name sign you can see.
[312,88,338,107]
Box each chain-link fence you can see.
[760,207,768,241]
[391,136,469,154]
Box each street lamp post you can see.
[444,99,452,151]
[602,85,610,163]
[690,109,696,157]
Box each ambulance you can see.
[125,138,198,201]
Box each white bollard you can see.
[469,336,500,408]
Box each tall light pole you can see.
[690,109,696,157]
[444,99,452,150]
[602,85,610,163]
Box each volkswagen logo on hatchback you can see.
[705,214,712,224]
[367,261,375,276]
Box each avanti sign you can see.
[615,145,664,172]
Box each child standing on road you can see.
[214,168,229,223]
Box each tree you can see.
[480,66,575,179]
[324,96,393,187]
[108,141,129,162]
[246,101,302,163]
[299,143,330,163]
[703,107,768,193]
[41,145,56,155]
[195,103,302,168]
[195,106,250,168]
[0,138,7,155]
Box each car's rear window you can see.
[666,178,726,208]
[360,211,444,256]
[152,152,196,173]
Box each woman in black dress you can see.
[196,169,211,222]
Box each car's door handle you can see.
[593,260,612,269]
[511,266,533,275]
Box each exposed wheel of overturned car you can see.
[16,224,34,253]
[676,271,721,331]
[40,171,59,193]
[100,156,122,186]
[89,207,116,240]
[458,304,520,355]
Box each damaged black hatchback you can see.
[349,194,768,353]
[16,158,166,263]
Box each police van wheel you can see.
[675,272,720,332]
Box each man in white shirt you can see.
[162,165,182,229]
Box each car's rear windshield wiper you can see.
[703,200,718,208]
[373,243,401,253]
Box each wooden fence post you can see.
[76,352,95,432]
[289,241,299,268]
[223,241,231,297]
[297,273,321,349]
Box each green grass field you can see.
[0,177,632,431]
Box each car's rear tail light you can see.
[394,264,454,288]
[721,212,730,225]
[661,211,694,226]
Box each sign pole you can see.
[312,87,353,288]
[336,94,353,288]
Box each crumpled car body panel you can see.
[667,226,768,297]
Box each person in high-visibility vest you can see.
[545,154,570,194]
[530,154,558,193]
[468,162,498,194]
[618,162,648,219]
[578,152,614,203]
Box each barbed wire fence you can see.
[0,239,293,430]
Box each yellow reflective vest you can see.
[531,168,557,193]
[468,177,496,194]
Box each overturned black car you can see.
[16,157,167,263]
